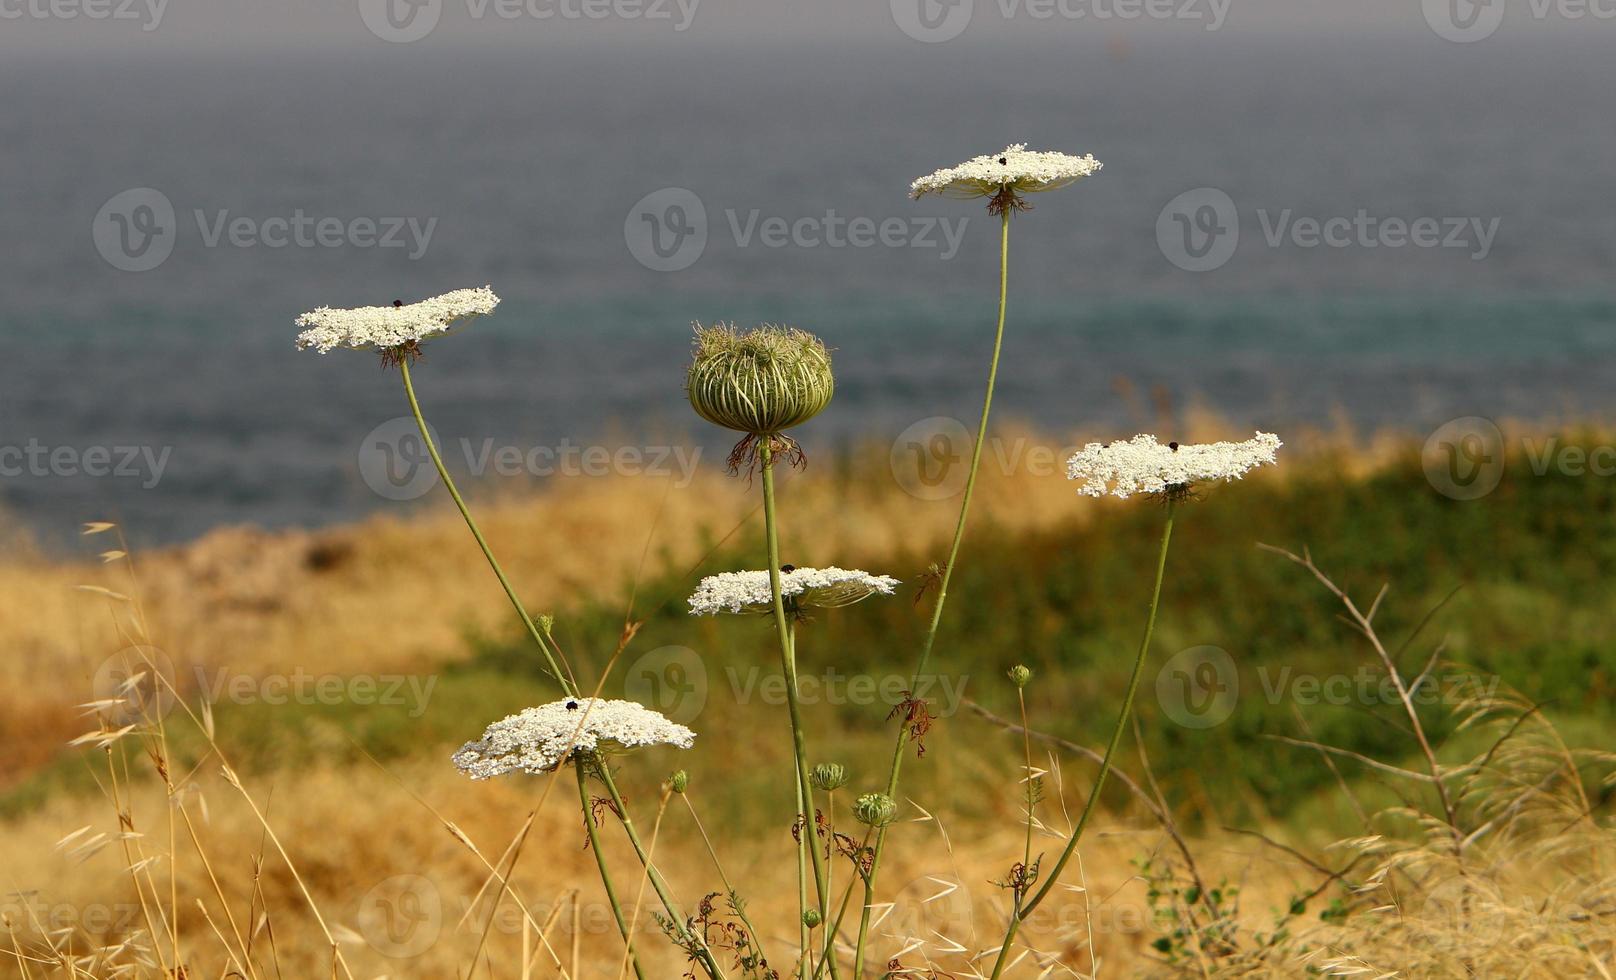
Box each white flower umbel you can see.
[688,566,900,616]
[910,143,1102,203]
[1066,432,1282,499]
[452,697,695,779]
[294,285,500,354]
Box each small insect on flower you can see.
[451,697,695,779]
[293,285,500,358]
[1066,431,1282,501]
[911,143,1103,214]
[687,566,900,616]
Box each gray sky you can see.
[0,0,1592,52]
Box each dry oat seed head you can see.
[910,143,1102,203]
[294,285,500,354]
[687,566,899,615]
[451,697,695,778]
[1065,431,1282,499]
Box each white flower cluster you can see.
[688,566,900,616]
[294,285,500,353]
[451,697,695,779]
[1066,432,1282,499]
[911,143,1102,200]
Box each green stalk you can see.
[986,500,1177,979]
[759,441,837,978]
[398,357,572,692]
[854,203,1013,977]
[577,763,646,980]
[398,358,726,980]
[796,772,811,977]
[810,832,871,980]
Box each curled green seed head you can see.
[1008,665,1032,689]
[686,323,834,436]
[810,762,849,792]
[853,792,897,828]
[669,770,689,794]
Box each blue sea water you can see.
[0,35,1612,546]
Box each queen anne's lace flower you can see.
[1066,432,1282,499]
[911,143,1102,201]
[452,697,695,779]
[294,286,500,353]
[688,566,899,616]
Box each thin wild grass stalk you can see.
[987,499,1177,978]
[856,202,1013,977]
[617,784,675,980]
[346,745,574,977]
[217,763,357,980]
[680,793,773,971]
[1016,685,1035,876]
[1258,543,1464,856]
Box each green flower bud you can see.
[853,792,897,828]
[809,763,849,792]
[802,909,822,929]
[687,323,834,436]
[1007,665,1032,689]
[669,770,689,794]
[537,614,555,636]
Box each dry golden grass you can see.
[3,421,1613,978]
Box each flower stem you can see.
[577,762,646,980]
[397,359,726,980]
[986,500,1177,979]
[759,441,836,978]
[1018,688,1034,872]
[398,357,573,692]
[854,203,1013,977]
